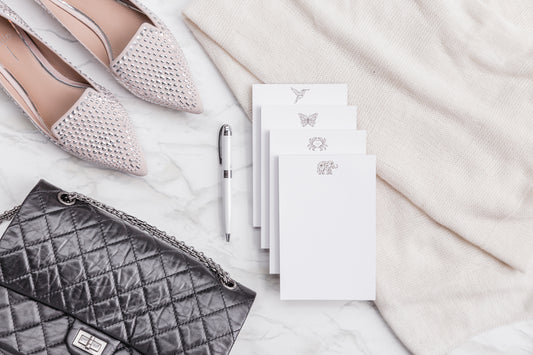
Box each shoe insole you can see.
[40,0,150,65]
[0,19,87,133]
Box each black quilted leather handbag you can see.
[0,180,255,355]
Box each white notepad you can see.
[278,154,376,300]
[268,130,367,273]
[259,105,358,249]
[252,84,348,227]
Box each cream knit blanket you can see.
[183,1,533,354]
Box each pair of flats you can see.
[0,0,203,176]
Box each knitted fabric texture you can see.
[183,1,533,354]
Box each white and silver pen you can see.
[218,124,232,242]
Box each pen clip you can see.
[218,125,224,165]
[218,124,232,165]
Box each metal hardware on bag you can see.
[223,279,237,290]
[72,329,107,355]
[58,192,76,206]
[59,191,237,289]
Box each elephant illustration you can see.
[317,161,339,175]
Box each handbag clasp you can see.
[72,329,107,355]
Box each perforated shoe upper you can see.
[52,88,147,176]
[111,23,203,114]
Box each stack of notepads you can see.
[252,84,376,301]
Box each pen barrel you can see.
[223,179,231,234]
[220,131,232,236]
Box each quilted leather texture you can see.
[0,286,138,355]
[0,181,255,354]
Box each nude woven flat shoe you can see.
[35,0,203,114]
[0,2,147,176]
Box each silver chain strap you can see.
[0,205,20,224]
[1,194,236,289]
[63,192,236,289]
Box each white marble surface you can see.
[0,0,532,354]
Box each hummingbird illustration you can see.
[291,87,310,103]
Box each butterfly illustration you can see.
[291,87,310,103]
[299,113,318,127]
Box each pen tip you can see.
[225,233,231,242]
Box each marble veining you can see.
[0,0,531,354]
